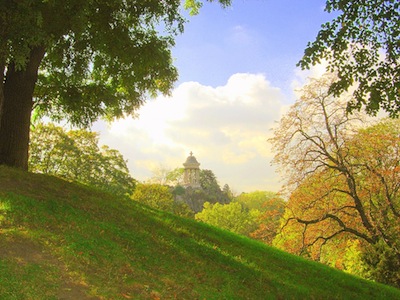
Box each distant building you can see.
[175,152,231,213]
[183,151,201,188]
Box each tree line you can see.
[27,97,400,288]
[29,125,284,239]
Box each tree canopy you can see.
[299,0,399,117]
[131,183,193,218]
[195,202,261,236]
[131,183,176,212]
[240,193,285,244]
[235,191,281,212]
[270,74,400,287]
[198,169,231,204]
[0,0,230,169]
[194,190,285,242]
[29,123,136,196]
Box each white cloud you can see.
[95,73,288,193]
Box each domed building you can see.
[183,151,201,188]
[176,151,231,213]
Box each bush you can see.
[362,240,400,288]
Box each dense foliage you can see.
[199,169,230,204]
[235,191,282,213]
[131,183,193,218]
[195,202,261,236]
[248,197,286,244]
[29,123,135,196]
[299,0,400,117]
[195,190,284,242]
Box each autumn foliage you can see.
[271,74,400,287]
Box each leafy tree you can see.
[149,167,185,186]
[299,1,399,117]
[195,202,260,236]
[273,211,364,273]
[131,183,175,212]
[29,123,135,196]
[199,169,229,204]
[28,123,76,176]
[172,185,186,196]
[132,183,193,218]
[166,167,185,186]
[0,0,230,170]
[148,165,174,185]
[65,129,103,183]
[222,184,235,200]
[270,75,400,286]
[248,197,285,245]
[199,169,220,192]
[362,239,400,287]
[235,191,281,212]
[273,173,360,261]
[172,200,195,218]
[178,187,209,213]
[234,191,285,244]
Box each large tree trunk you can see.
[0,62,4,121]
[0,47,45,170]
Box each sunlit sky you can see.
[94,0,333,193]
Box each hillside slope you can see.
[0,166,399,299]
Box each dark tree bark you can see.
[0,47,45,170]
[0,63,4,119]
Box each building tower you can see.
[183,151,201,188]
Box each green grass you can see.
[0,166,399,299]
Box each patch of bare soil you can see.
[0,233,99,299]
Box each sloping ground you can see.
[0,166,399,299]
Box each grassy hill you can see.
[0,166,399,300]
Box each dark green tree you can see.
[199,169,230,204]
[199,169,219,192]
[362,240,400,287]
[0,0,230,169]
[299,1,399,117]
[222,184,234,200]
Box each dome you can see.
[183,152,200,168]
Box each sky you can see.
[95,0,334,194]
